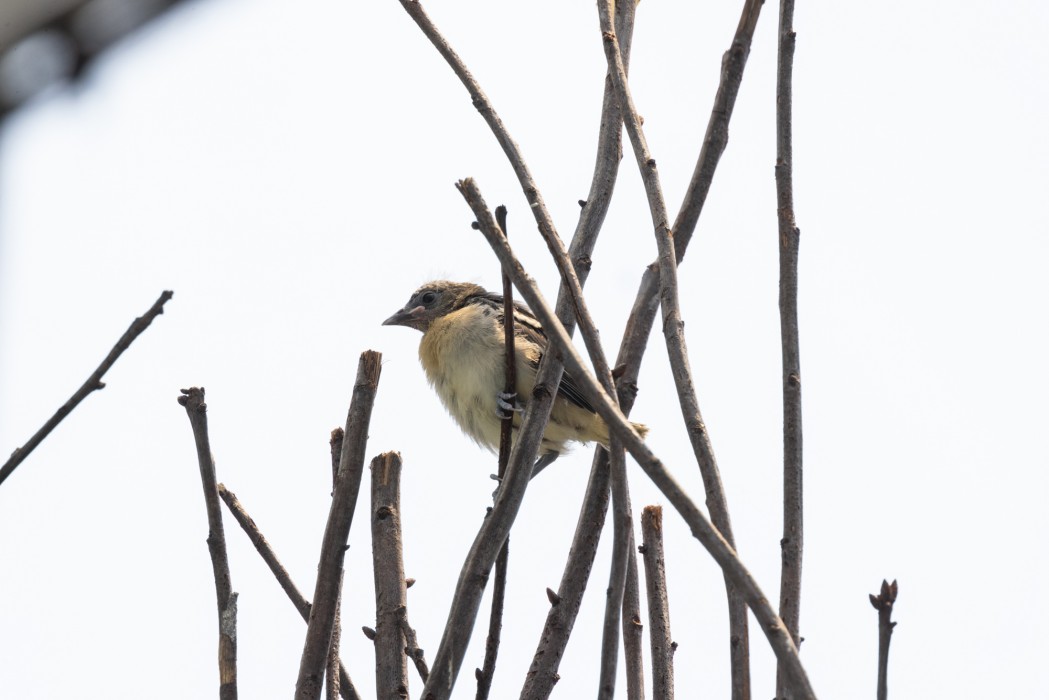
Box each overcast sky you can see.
[2,0,1047,698]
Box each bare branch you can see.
[597,2,755,694]
[622,544,646,700]
[476,204,514,700]
[521,452,611,699]
[1,290,173,487]
[462,181,816,699]
[774,1,804,698]
[673,0,764,256]
[475,538,508,700]
[597,439,632,700]
[870,580,898,700]
[641,507,675,700]
[296,350,383,700]
[371,452,410,699]
[327,429,346,700]
[217,485,363,700]
[523,2,641,693]
[177,386,237,700]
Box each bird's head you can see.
[382,280,485,333]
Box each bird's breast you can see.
[418,304,505,449]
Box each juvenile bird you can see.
[383,280,647,476]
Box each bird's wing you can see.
[467,292,598,414]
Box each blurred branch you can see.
[774,1,804,697]
[641,507,675,700]
[217,484,362,700]
[870,580,898,700]
[371,452,410,699]
[177,386,237,700]
[295,351,383,700]
[463,180,816,698]
[1,290,173,488]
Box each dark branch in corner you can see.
[1,290,173,488]
[295,351,383,700]
[870,580,898,700]
[178,386,237,700]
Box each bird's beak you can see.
[382,305,424,328]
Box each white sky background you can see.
[1,0,1047,697]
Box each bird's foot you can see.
[496,391,522,419]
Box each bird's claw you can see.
[496,391,522,419]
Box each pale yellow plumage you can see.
[384,280,647,462]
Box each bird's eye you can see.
[421,291,437,304]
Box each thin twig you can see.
[400,606,430,682]
[561,0,638,289]
[774,1,804,698]
[870,580,898,700]
[672,0,765,259]
[462,180,816,699]
[295,351,383,700]
[475,205,514,700]
[328,430,346,700]
[597,2,755,695]
[371,452,410,699]
[217,485,362,700]
[596,437,632,700]
[177,386,237,700]
[1,290,173,487]
[641,507,675,700]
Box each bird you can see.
[383,280,647,476]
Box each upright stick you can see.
[870,580,898,700]
[295,351,383,700]
[371,452,409,699]
[178,387,237,700]
[774,1,804,697]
